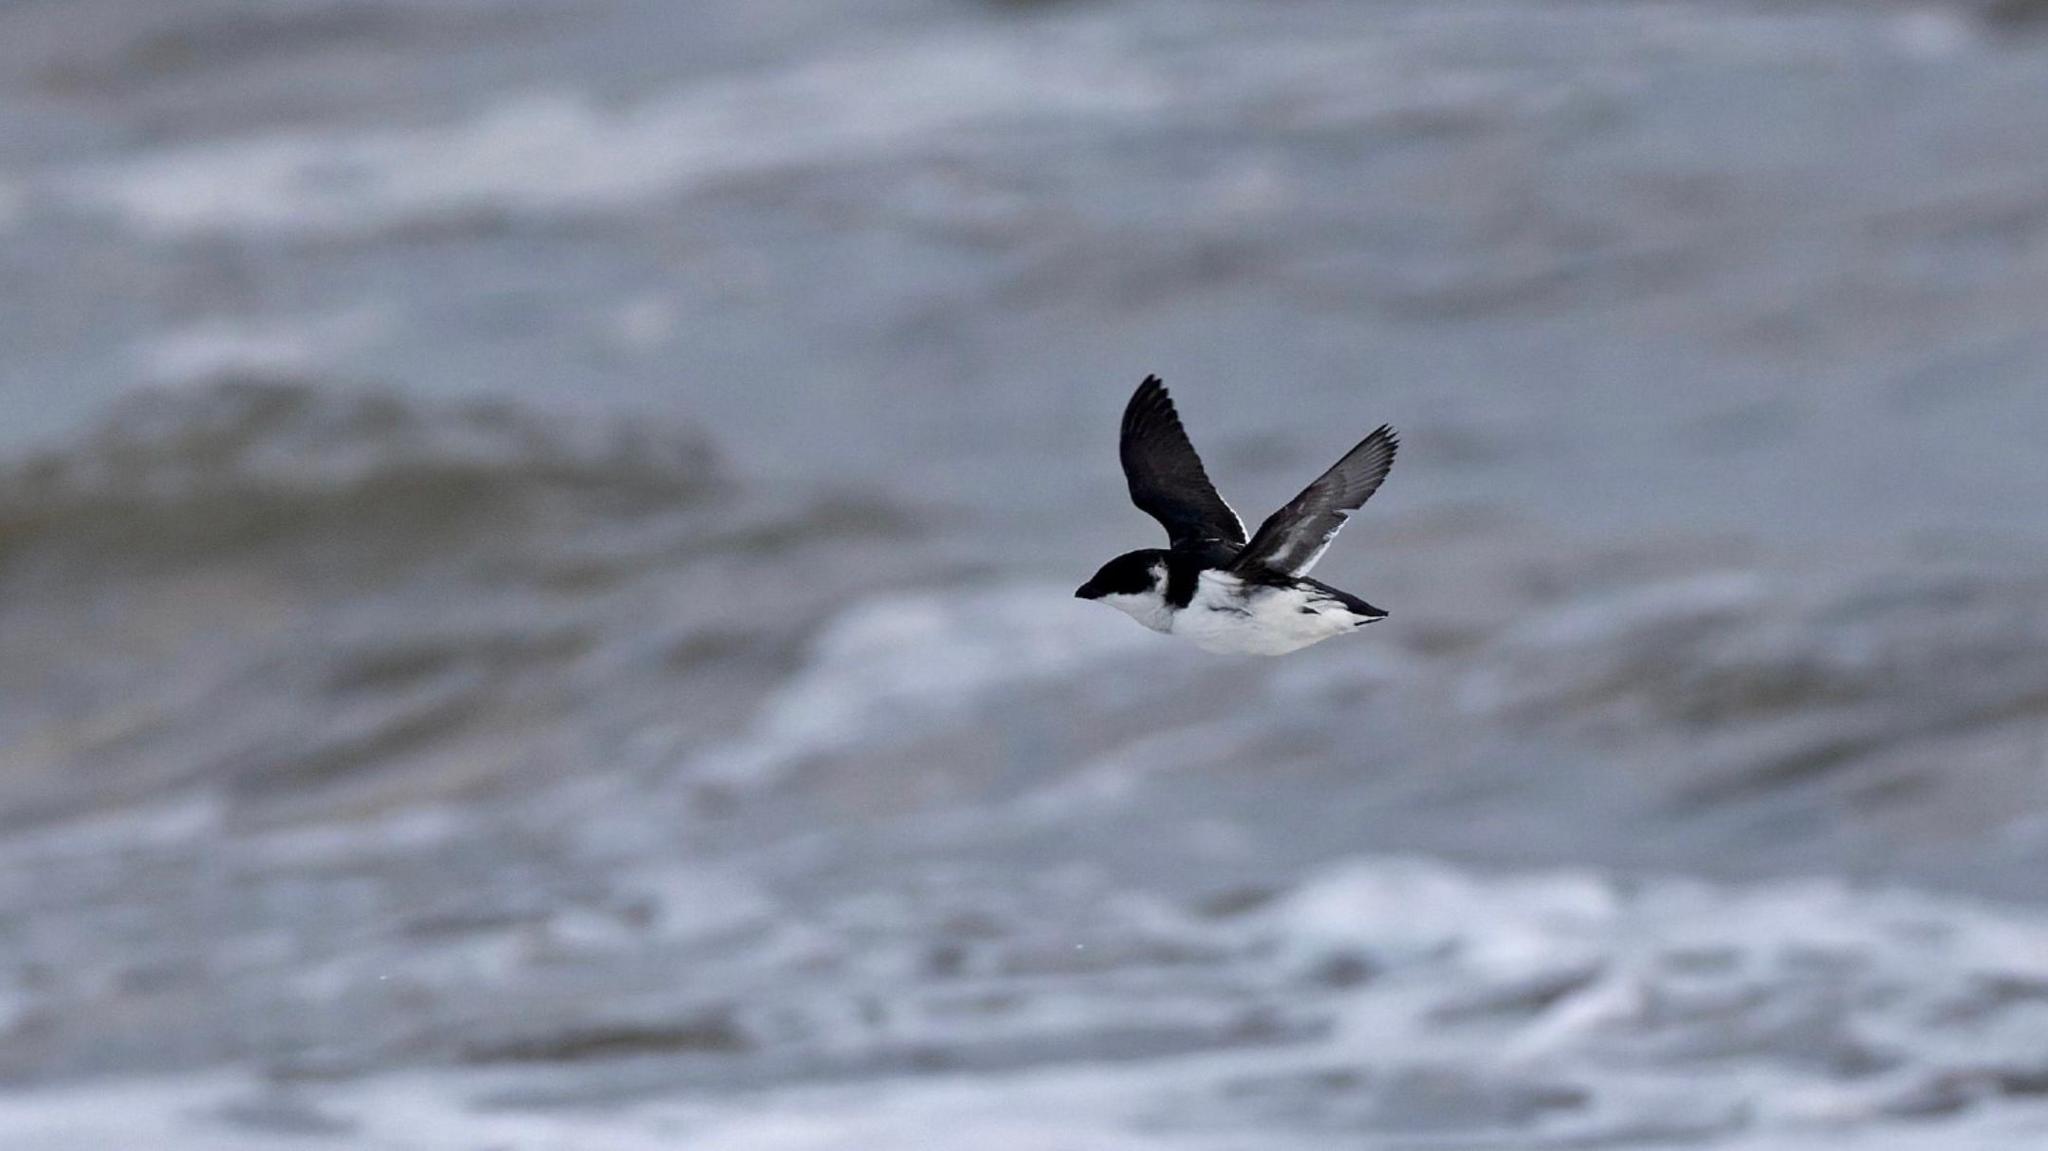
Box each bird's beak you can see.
[1075,582,1101,600]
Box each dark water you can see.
[5,1,2048,1146]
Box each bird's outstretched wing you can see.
[1119,375,1246,552]
[1231,424,1397,577]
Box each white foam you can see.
[620,861,778,945]
[0,1076,277,1151]
[59,11,1656,243]
[1265,856,1621,976]
[134,306,391,384]
[12,858,2048,1147]
[0,796,223,862]
[0,1065,1274,1151]
[1257,857,2048,1139]
[64,35,1167,239]
[690,584,1157,789]
[246,804,461,869]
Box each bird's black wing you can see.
[1230,424,1397,577]
[1119,375,1246,552]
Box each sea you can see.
[4,1,2048,1146]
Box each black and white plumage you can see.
[1076,375,1397,656]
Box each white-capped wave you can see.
[62,34,1167,239]
[134,307,392,385]
[12,857,2048,1148]
[689,584,1159,790]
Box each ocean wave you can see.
[9,856,2048,1147]
[61,32,1167,239]
[1458,567,2048,815]
[687,584,1162,792]
[0,381,913,827]
[0,377,719,573]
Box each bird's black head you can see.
[1076,549,1169,600]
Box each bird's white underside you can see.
[1096,567,1372,656]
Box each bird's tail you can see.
[1303,578,1386,622]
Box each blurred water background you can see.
[5,1,2048,1146]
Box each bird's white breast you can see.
[1171,571,1366,656]
[1098,590,1175,633]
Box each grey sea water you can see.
[4,1,2048,1146]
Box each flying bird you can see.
[1076,375,1397,655]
